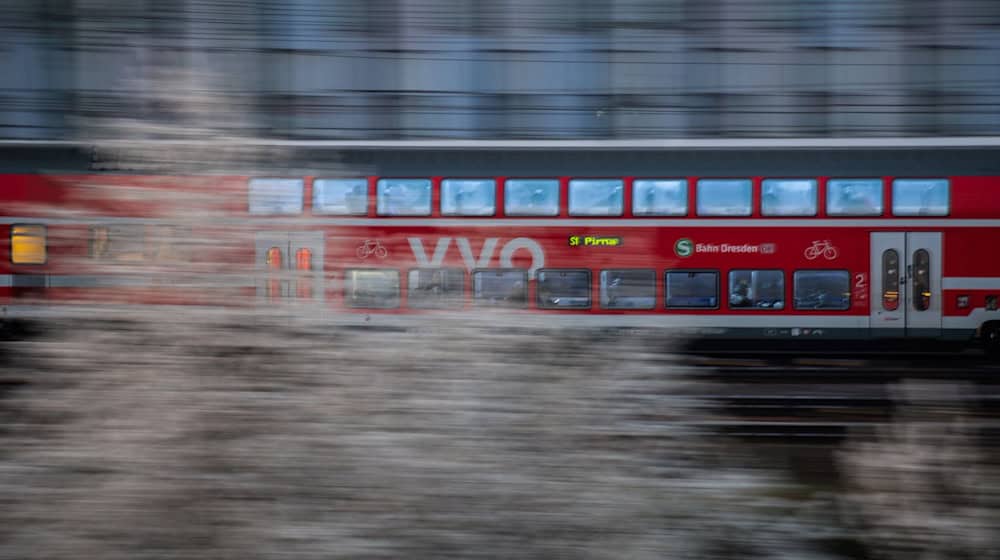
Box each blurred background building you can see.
[2,0,999,140]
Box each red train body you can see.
[3,168,1000,354]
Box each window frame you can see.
[567,179,624,217]
[471,268,529,308]
[727,269,786,311]
[535,268,593,309]
[664,269,720,310]
[503,179,561,217]
[440,178,497,217]
[760,178,818,217]
[826,178,884,217]
[343,268,401,309]
[406,267,467,309]
[312,178,369,216]
[599,268,657,310]
[248,178,305,215]
[632,179,688,217]
[696,179,753,217]
[376,178,433,217]
[891,178,950,217]
[792,269,851,311]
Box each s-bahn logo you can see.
[675,238,777,257]
[408,237,545,279]
[674,238,694,258]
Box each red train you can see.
[3,144,1000,356]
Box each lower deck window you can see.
[793,270,850,310]
[729,270,784,309]
[345,269,400,308]
[600,269,655,309]
[536,269,591,308]
[472,269,527,307]
[665,270,719,309]
[408,268,465,308]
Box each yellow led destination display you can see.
[569,235,623,247]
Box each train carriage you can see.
[2,141,1000,356]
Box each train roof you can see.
[2,138,1000,176]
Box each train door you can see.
[255,232,324,300]
[870,232,942,337]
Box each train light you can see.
[11,224,46,264]
[265,246,282,299]
[883,290,899,311]
[957,295,969,309]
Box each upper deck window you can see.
[761,179,817,216]
[696,179,752,216]
[249,178,304,215]
[441,179,496,216]
[632,179,687,216]
[892,179,949,216]
[376,179,432,216]
[504,179,560,216]
[313,179,368,215]
[827,179,883,216]
[568,179,623,216]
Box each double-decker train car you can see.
[2,141,1000,356]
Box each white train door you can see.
[255,232,324,300]
[870,232,942,337]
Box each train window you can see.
[793,270,850,310]
[376,179,432,216]
[441,179,496,216]
[91,225,146,262]
[882,250,900,311]
[11,224,46,264]
[344,269,400,309]
[827,179,883,216]
[472,269,528,307]
[892,179,949,216]
[696,179,752,216]
[632,179,687,216]
[761,179,818,216]
[912,249,931,311]
[729,270,784,309]
[408,268,465,308]
[537,269,591,309]
[600,269,656,309]
[313,179,368,215]
[665,270,719,309]
[568,179,624,216]
[248,178,304,215]
[504,179,560,216]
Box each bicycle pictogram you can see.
[357,239,388,259]
[804,239,839,260]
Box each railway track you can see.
[677,353,1000,441]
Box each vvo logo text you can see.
[408,237,546,278]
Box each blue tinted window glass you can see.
[249,178,304,215]
[313,179,367,215]
[794,270,850,310]
[504,179,560,216]
[761,179,817,216]
[600,269,656,309]
[892,179,949,216]
[632,179,687,216]
[729,270,784,310]
[537,269,591,308]
[696,179,752,216]
[376,179,432,216]
[827,179,883,216]
[473,269,528,307]
[441,179,496,216]
[665,271,719,308]
[568,179,623,216]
